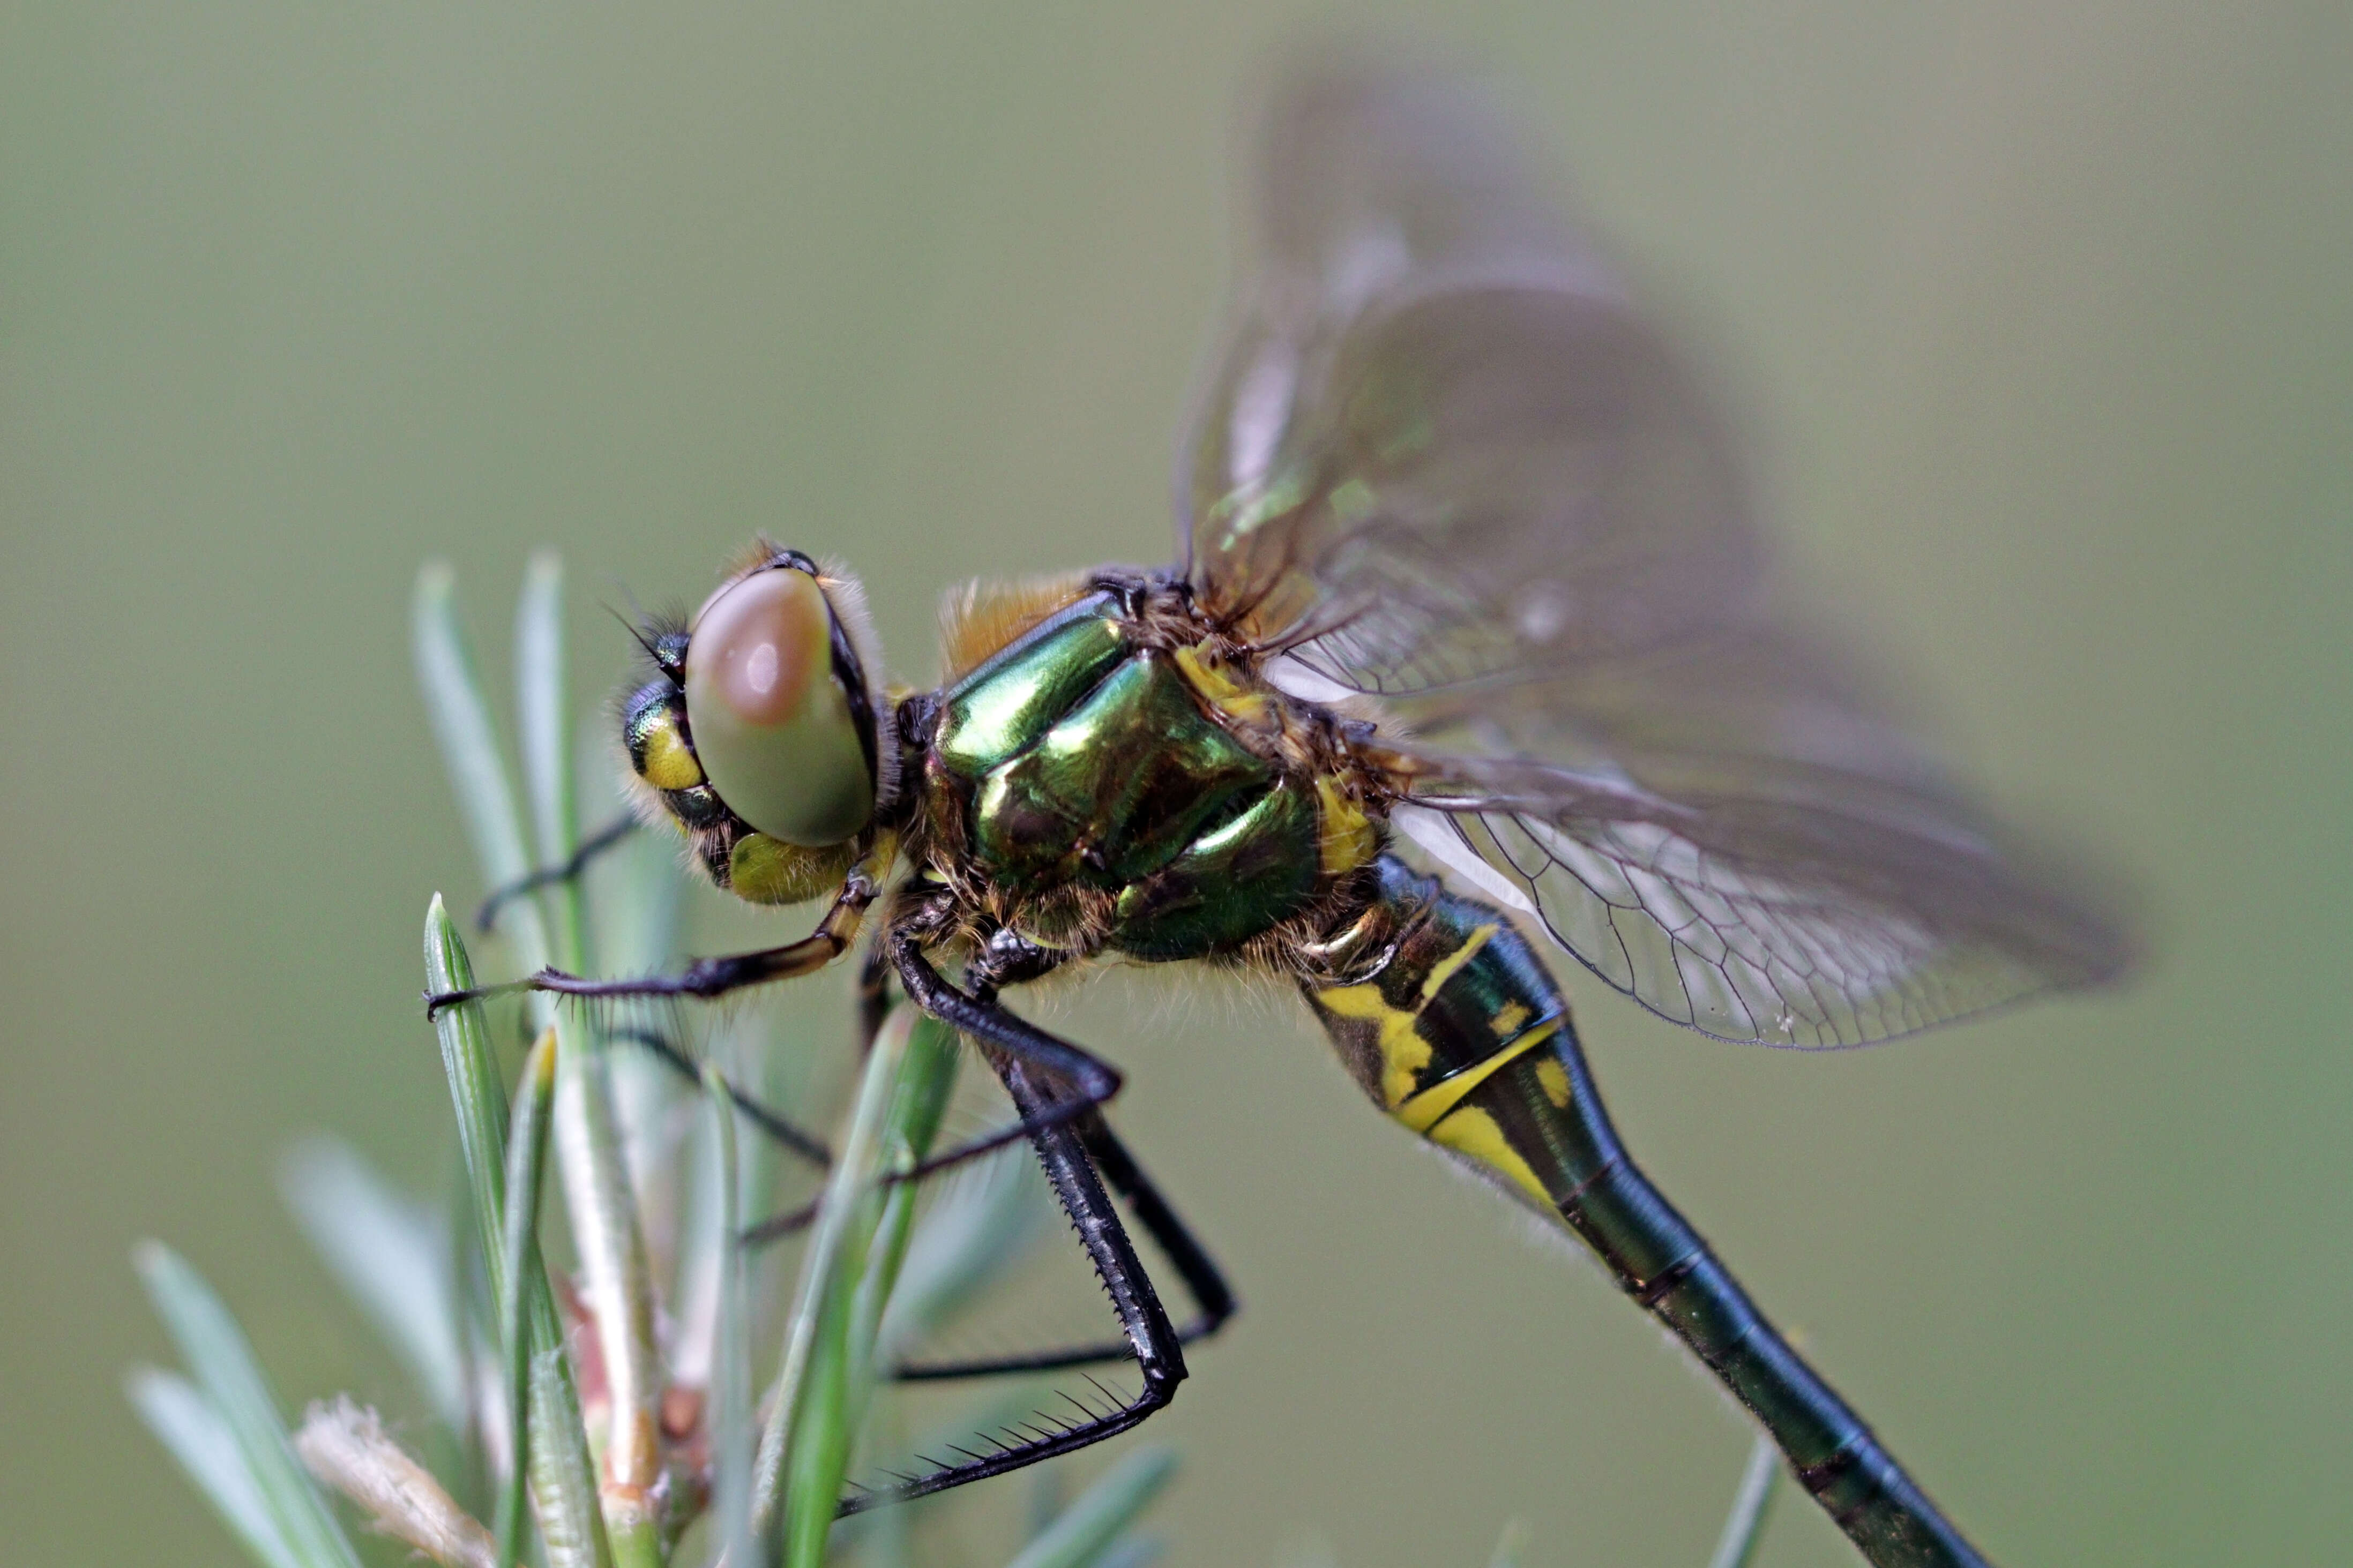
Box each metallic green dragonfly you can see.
[438,59,2127,1568]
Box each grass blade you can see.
[278,1137,465,1431]
[1482,1519,1531,1568]
[413,562,541,959]
[1085,1537,1165,1568]
[779,1010,960,1568]
[877,1144,1052,1360]
[753,1004,951,1557]
[494,1029,559,1568]
[514,551,580,916]
[1704,1434,1782,1568]
[127,1367,303,1568]
[1001,1446,1178,1568]
[510,559,664,1567]
[424,898,612,1568]
[133,1243,364,1568]
[703,1064,756,1568]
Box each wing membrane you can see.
[1190,59,2128,1045]
[1382,623,2128,1046]
[1183,58,1761,680]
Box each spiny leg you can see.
[425,859,879,1015]
[884,930,1123,1173]
[473,813,641,933]
[893,1108,1236,1380]
[739,929,1122,1248]
[834,1044,1185,1516]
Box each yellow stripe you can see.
[1392,1018,1560,1135]
[1313,982,1432,1109]
[1426,1105,1555,1207]
[1418,923,1496,1001]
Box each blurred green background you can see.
[4,2,2348,1564]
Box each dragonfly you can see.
[435,57,2127,1568]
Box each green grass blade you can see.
[514,553,579,889]
[132,1243,364,1568]
[775,1008,961,1568]
[703,1064,757,1568]
[877,1142,1052,1360]
[511,558,663,1568]
[126,1367,304,1568]
[1482,1519,1532,1568]
[1704,1434,1782,1568]
[1000,1446,1179,1568]
[413,562,542,962]
[1084,1536,1165,1568]
[279,1137,465,1431]
[845,1015,960,1394]
[424,898,612,1568]
[778,1011,960,1567]
[494,1029,559,1568]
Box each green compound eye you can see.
[683,566,875,846]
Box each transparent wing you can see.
[1374,625,2130,1047]
[1181,55,1763,682]
[1186,58,2129,1046]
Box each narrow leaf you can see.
[279,1136,465,1430]
[514,551,579,885]
[754,1004,913,1543]
[1000,1446,1179,1568]
[424,900,612,1568]
[878,1143,1053,1359]
[133,1242,364,1568]
[1483,1518,1531,1568]
[495,1029,559,1568]
[413,562,540,960]
[128,1367,303,1568]
[512,558,663,1565]
[703,1064,756,1568]
[1704,1434,1782,1568]
[1086,1536,1165,1568]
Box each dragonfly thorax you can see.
[914,579,1381,963]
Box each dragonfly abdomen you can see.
[1302,856,1993,1568]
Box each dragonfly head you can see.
[621,546,890,894]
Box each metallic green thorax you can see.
[924,590,1324,960]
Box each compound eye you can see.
[683,567,875,846]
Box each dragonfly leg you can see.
[472,813,640,932]
[892,1108,1236,1379]
[606,1025,831,1169]
[885,930,1122,1162]
[424,862,879,1015]
[834,1042,1185,1516]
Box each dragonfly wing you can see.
[1181,55,1763,685]
[1373,622,2131,1047]
[1189,59,2129,1045]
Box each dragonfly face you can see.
[479,54,2130,1568]
[619,546,891,906]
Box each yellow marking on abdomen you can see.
[1313,982,1432,1111]
[1535,1055,1573,1109]
[1392,1020,1560,1135]
[1418,924,1496,1001]
[1426,1104,1556,1208]
[1489,1001,1530,1037]
[1317,922,1506,1114]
